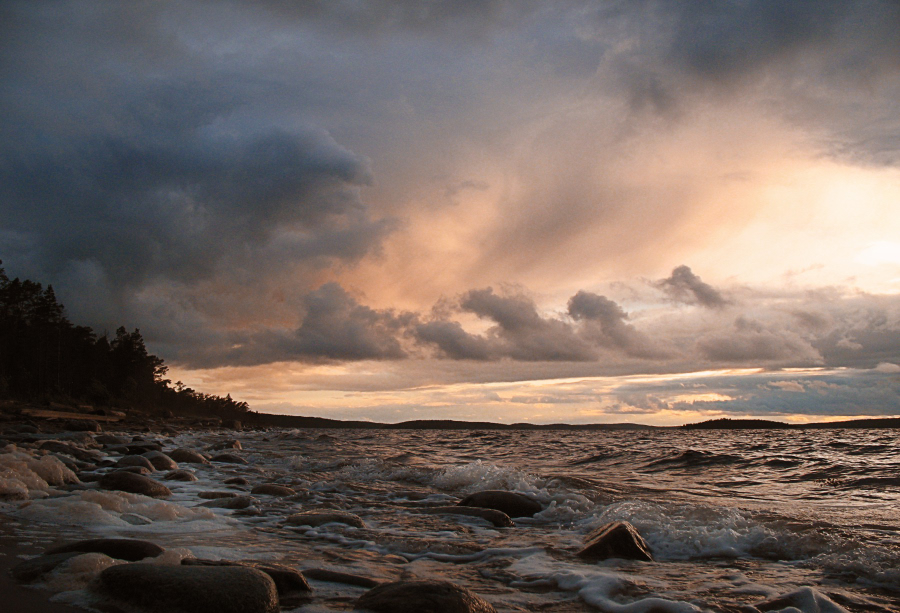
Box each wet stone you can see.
[224,476,250,485]
[285,510,365,528]
[164,469,199,482]
[168,448,210,464]
[208,439,242,451]
[210,452,248,464]
[182,558,312,598]
[199,495,257,509]
[98,563,279,613]
[457,490,542,518]
[577,521,653,562]
[421,505,514,528]
[199,491,238,499]
[142,450,178,470]
[99,471,172,498]
[116,454,156,471]
[11,552,82,582]
[357,579,497,613]
[46,537,165,561]
[251,484,296,497]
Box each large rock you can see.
[577,521,653,561]
[46,538,165,561]
[168,448,210,464]
[199,490,238,499]
[182,558,311,599]
[251,484,296,497]
[39,440,102,463]
[421,506,514,528]
[98,564,279,613]
[116,455,156,471]
[457,490,542,518]
[286,510,365,528]
[99,471,172,498]
[357,580,496,613]
[210,453,248,464]
[142,450,178,471]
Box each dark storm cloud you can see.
[657,266,728,308]
[567,291,663,358]
[697,316,822,365]
[413,320,495,361]
[459,288,596,362]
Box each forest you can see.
[0,260,250,419]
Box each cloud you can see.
[567,290,664,357]
[657,266,728,307]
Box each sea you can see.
[4,426,900,612]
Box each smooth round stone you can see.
[164,469,199,482]
[115,455,156,471]
[357,580,497,613]
[251,484,296,497]
[46,538,164,561]
[142,450,178,470]
[285,510,365,528]
[168,448,210,464]
[457,490,542,518]
[98,564,279,613]
[99,471,172,498]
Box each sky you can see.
[2,0,900,426]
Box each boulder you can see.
[421,506,514,528]
[357,580,496,613]
[115,455,156,471]
[286,510,365,528]
[577,521,652,562]
[251,484,296,497]
[182,558,311,599]
[46,538,164,561]
[210,453,247,464]
[164,469,199,482]
[142,450,178,470]
[168,448,210,464]
[224,477,250,485]
[199,495,256,509]
[38,440,102,463]
[99,471,172,498]
[457,490,542,518]
[98,564,279,613]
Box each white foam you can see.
[0,447,79,500]
[511,552,700,613]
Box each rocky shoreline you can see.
[0,404,869,612]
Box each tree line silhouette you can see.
[0,261,250,418]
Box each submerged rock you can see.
[164,469,199,482]
[199,491,238,499]
[168,448,210,464]
[199,495,256,509]
[224,476,250,485]
[182,558,312,598]
[99,471,172,498]
[10,551,82,582]
[577,521,653,562]
[285,510,365,528]
[142,450,178,470]
[357,580,497,613]
[457,490,542,518]
[98,564,279,613]
[251,484,296,497]
[210,452,248,464]
[46,538,164,561]
[421,505,514,528]
[209,439,242,451]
